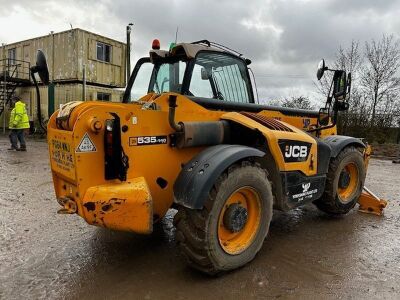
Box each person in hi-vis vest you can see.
[8,96,30,151]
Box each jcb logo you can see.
[279,140,311,163]
[285,145,308,158]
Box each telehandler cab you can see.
[45,40,386,274]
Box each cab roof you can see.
[149,40,248,64]
[170,42,223,58]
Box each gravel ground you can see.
[1,136,399,300]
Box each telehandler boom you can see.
[44,39,386,274]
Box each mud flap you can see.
[81,177,153,233]
[358,186,387,216]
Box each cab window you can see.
[189,52,251,103]
[129,60,186,101]
[152,61,186,94]
[130,62,153,101]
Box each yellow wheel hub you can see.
[338,162,359,203]
[218,187,261,255]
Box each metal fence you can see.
[0,59,31,82]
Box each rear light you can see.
[105,119,114,156]
[104,115,129,181]
[106,119,114,132]
[105,133,113,156]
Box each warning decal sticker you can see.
[76,133,97,153]
[50,137,75,175]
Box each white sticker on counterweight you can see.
[76,133,97,152]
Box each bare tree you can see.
[281,96,314,110]
[315,40,362,100]
[360,35,400,125]
[334,41,362,76]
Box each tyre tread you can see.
[174,160,272,275]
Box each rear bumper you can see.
[57,177,153,234]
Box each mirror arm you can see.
[326,96,333,106]
[307,114,337,134]
[309,91,341,135]
[308,70,338,134]
[30,69,47,133]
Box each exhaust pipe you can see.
[168,95,230,148]
[168,95,184,132]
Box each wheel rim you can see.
[337,162,359,203]
[218,187,261,255]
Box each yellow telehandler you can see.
[40,40,386,274]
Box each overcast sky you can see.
[1,0,399,105]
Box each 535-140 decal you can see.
[129,136,168,146]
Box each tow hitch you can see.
[57,197,77,214]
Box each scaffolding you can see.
[0,59,31,132]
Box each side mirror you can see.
[333,70,347,98]
[29,49,50,133]
[31,50,49,84]
[201,67,209,80]
[317,59,326,80]
[318,108,330,126]
[346,72,352,94]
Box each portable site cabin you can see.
[0,28,127,128]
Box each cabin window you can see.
[97,92,111,101]
[190,52,251,103]
[189,63,214,98]
[96,42,111,63]
[152,61,186,93]
[8,48,16,65]
[130,61,153,101]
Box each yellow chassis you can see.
[48,95,387,235]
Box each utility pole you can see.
[48,31,55,118]
[82,64,86,101]
[126,23,133,95]
[51,31,54,81]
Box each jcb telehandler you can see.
[42,39,386,274]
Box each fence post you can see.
[48,82,55,117]
[3,65,6,134]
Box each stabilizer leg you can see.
[358,186,387,216]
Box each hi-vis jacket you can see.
[9,101,30,129]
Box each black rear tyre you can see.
[174,161,273,275]
[314,146,366,215]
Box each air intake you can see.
[240,112,293,132]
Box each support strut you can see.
[358,186,387,216]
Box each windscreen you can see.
[129,60,186,102]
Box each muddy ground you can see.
[0,136,399,300]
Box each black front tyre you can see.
[174,161,273,275]
[314,146,366,215]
